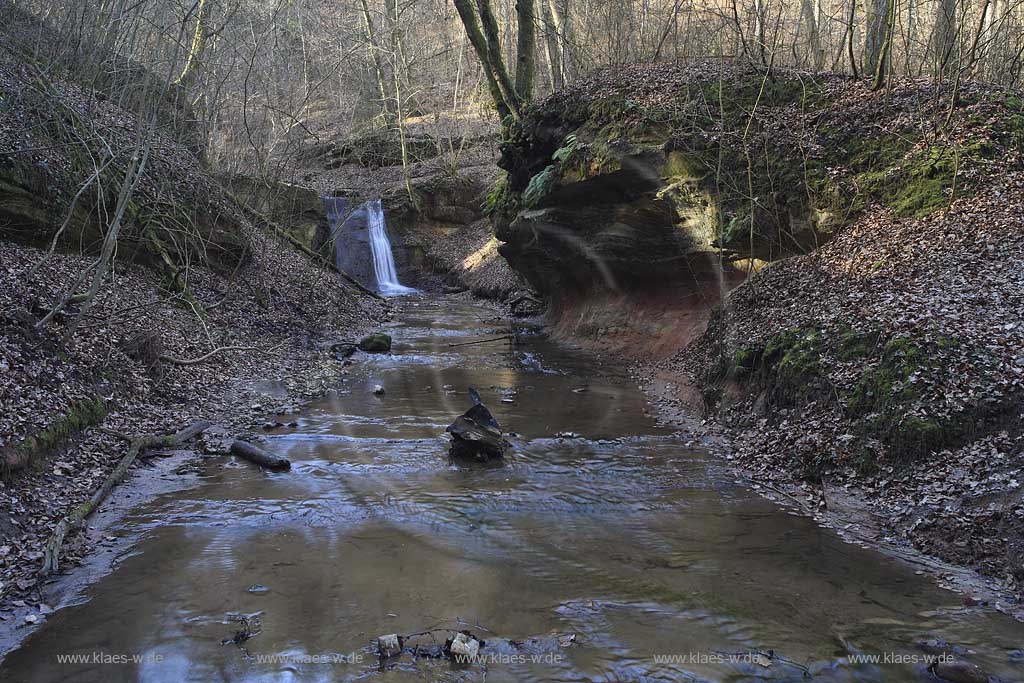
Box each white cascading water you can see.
[366,199,416,296]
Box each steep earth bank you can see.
[493,61,1024,599]
[0,15,388,626]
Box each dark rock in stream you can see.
[330,342,358,360]
[446,388,508,461]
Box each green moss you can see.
[483,174,517,217]
[358,333,392,354]
[5,397,107,477]
[722,328,825,406]
[842,335,981,461]
[836,327,880,361]
[891,415,946,453]
[732,346,760,379]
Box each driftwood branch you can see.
[40,420,213,575]
[158,342,283,366]
[446,336,512,348]
[230,440,290,471]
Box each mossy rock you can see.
[358,333,393,354]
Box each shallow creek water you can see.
[3,297,1023,682]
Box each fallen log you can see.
[230,440,291,471]
[41,420,212,575]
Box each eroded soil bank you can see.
[490,62,1024,600]
[3,296,1024,683]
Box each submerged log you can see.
[230,440,291,471]
[446,388,508,461]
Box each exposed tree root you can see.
[40,421,212,575]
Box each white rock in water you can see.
[373,385,386,396]
[377,633,402,657]
[449,632,480,660]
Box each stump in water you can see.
[446,388,508,461]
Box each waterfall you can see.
[324,196,416,297]
[366,198,416,297]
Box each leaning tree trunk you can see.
[452,0,515,119]
[174,0,209,88]
[476,0,523,114]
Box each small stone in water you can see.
[378,634,402,657]
[448,632,480,660]
[373,385,386,396]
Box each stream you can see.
[2,297,1023,682]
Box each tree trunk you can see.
[390,0,415,202]
[358,0,394,122]
[515,0,537,99]
[173,0,209,88]
[753,0,768,65]
[557,0,574,80]
[934,0,958,76]
[847,0,861,77]
[452,0,515,119]
[801,0,824,69]
[41,421,212,575]
[476,0,523,114]
[871,0,897,89]
[864,0,892,76]
[541,0,564,89]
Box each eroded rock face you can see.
[494,144,725,297]
[491,65,837,305]
[491,62,1006,351]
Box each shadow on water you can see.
[3,297,1023,683]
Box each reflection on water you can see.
[3,298,1023,683]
